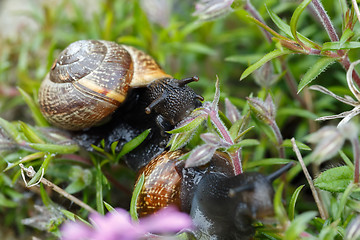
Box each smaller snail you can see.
[135,150,293,239]
[38,40,203,131]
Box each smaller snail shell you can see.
[136,150,183,217]
[39,40,171,130]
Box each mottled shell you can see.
[136,150,183,217]
[38,40,171,130]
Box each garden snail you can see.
[135,150,293,239]
[38,40,203,131]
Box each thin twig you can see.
[291,138,328,220]
[20,164,97,214]
[244,0,272,43]
[351,0,360,25]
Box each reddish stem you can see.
[207,109,243,175]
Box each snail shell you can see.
[38,40,171,130]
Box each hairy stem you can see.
[244,0,272,43]
[208,110,242,175]
[311,0,339,42]
[270,121,285,159]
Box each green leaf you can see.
[19,122,45,144]
[288,185,304,221]
[29,143,79,154]
[3,152,45,171]
[104,202,116,212]
[95,163,104,215]
[167,115,207,134]
[336,183,356,219]
[169,130,195,151]
[284,211,317,240]
[61,209,91,226]
[0,117,21,142]
[61,209,76,221]
[130,173,144,221]
[298,57,337,93]
[226,139,259,152]
[289,0,312,44]
[339,29,354,45]
[277,108,318,120]
[40,184,53,207]
[322,41,360,51]
[245,158,293,168]
[182,42,216,55]
[267,6,318,48]
[18,88,49,127]
[282,139,311,151]
[65,179,87,194]
[274,182,288,225]
[27,154,54,186]
[240,49,293,80]
[116,129,150,162]
[314,166,353,192]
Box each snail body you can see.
[39,40,202,131]
[135,150,292,239]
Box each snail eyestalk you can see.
[178,76,200,87]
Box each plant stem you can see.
[291,138,328,220]
[311,0,339,42]
[311,0,360,87]
[270,121,285,159]
[244,0,272,43]
[208,110,242,175]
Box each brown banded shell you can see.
[38,40,172,130]
[136,150,183,217]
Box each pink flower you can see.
[61,207,192,240]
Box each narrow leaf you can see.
[104,201,116,212]
[288,185,304,221]
[245,158,293,168]
[27,154,54,186]
[267,6,319,48]
[339,29,354,45]
[289,0,312,45]
[322,41,360,51]
[29,143,79,154]
[167,114,206,134]
[130,173,144,221]
[169,130,196,151]
[19,122,45,144]
[298,57,336,93]
[240,49,293,80]
[116,129,150,162]
[0,117,21,142]
[282,139,311,151]
[95,163,104,215]
[227,139,260,152]
[18,88,49,127]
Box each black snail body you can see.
[38,40,203,170]
[135,150,293,240]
